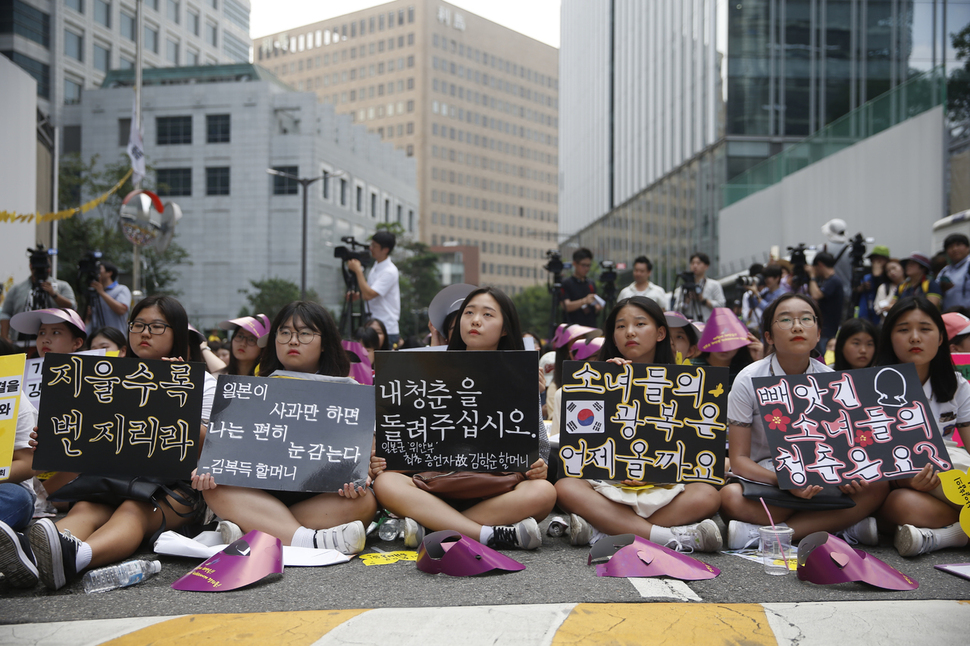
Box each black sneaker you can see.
[29,518,81,591]
[0,520,38,588]
[486,518,542,550]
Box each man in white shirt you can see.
[618,255,666,307]
[347,230,401,345]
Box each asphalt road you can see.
[1,514,968,625]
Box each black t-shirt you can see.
[817,275,844,337]
[562,275,598,327]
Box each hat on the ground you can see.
[903,253,932,271]
[588,534,719,581]
[172,530,283,592]
[551,323,602,349]
[221,315,272,348]
[943,313,970,341]
[428,284,477,336]
[698,308,751,354]
[10,308,86,336]
[821,219,847,244]
[416,530,524,576]
[867,245,891,260]
[797,532,918,590]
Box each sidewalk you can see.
[5,601,970,646]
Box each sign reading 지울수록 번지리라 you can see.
[557,361,728,484]
[375,351,541,472]
[33,353,205,479]
[196,375,373,492]
[0,354,27,481]
[753,363,953,489]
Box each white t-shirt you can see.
[925,372,970,440]
[366,258,401,335]
[727,354,834,463]
[618,282,667,308]
[202,372,216,422]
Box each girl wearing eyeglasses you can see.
[874,296,970,556]
[220,315,269,377]
[193,301,375,556]
[25,295,217,591]
[719,293,889,550]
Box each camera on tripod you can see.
[599,260,617,284]
[543,249,563,276]
[77,251,103,292]
[28,246,52,281]
[334,236,373,267]
[679,270,702,296]
[787,243,813,290]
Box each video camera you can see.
[333,236,373,268]
[543,250,564,276]
[599,260,617,285]
[788,243,812,290]
[679,270,702,296]
[77,251,103,292]
[28,245,52,281]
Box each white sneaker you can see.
[667,519,723,553]
[217,520,243,544]
[726,520,762,550]
[568,514,594,546]
[488,518,542,550]
[314,520,366,555]
[837,517,878,546]
[403,518,425,549]
[894,522,968,557]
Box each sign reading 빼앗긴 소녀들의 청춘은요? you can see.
[196,375,373,492]
[753,363,952,489]
[374,351,540,472]
[33,353,204,479]
[558,361,728,484]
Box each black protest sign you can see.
[375,351,540,472]
[753,363,953,489]
[33,353,204,479]
[557,361,728,485]
[197,375,373,492]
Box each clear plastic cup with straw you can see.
[759,497,793,576]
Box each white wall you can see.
[718,106,945,275]
[0,57,39,292]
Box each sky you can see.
[249,0,561,48]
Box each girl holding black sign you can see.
[719,293,889,551]
[554,296,724,552]
[192,302,375,555]
[371,287,556,551]
[874,296,970,556]
[27,295,217,591]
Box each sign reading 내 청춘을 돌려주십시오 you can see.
[196,375,372,492]
[374,351,541,472]
[753,363,953,489]
[557,360,728,485]
[33,353,204,480]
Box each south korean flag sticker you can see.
[565,400,605,434]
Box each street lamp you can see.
[266,168,331,301]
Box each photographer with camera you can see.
[618,255,666,307]
[85,260,131,335]
[938,234,970,311]
[742,264,787,328]
[673,252,724,322]
[561,248,601,328]
[807,251,845,353]
[345,230,401,345]
[0,247,77,343]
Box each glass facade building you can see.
[561,0,969,284]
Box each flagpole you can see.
[133,0,143,296]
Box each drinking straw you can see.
[759,496,789,569]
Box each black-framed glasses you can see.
[129,321,173,335]
[232,333,259,347]
[773,315,817,330]
[276,328,320,344]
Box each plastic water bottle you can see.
[82,560,161,594]
[379,517,401,541]
[546,516,568,538]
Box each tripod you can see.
[600,279,617,328]
[673,277,706,322]
[339,261,370,339]
[547,271,564,340]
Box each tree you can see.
[56,153,188,298]
[375,222,441,340]
[949,23,970,124]
[513,283,554,339]
[237,278,318,322]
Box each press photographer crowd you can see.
[0,217,968,595]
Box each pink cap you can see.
[571,337,604,361]
[797,532,918,590]
[943,312,970,341]
[220,315,272,347]
[416,530,525,576]
[698,308,751,353]
[551,323,602,349]
[10,308,86,335]
[589,534,719,581]
[171,530,283,592]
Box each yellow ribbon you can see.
[0,168,133,224]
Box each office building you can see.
[83,64,417,326]
[256,0,559,294]
[560,0,967,285]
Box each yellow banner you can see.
[0,354,27,481]
[0,168,133,224]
